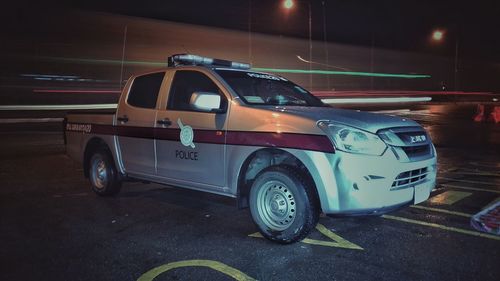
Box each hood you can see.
[269,106,420,133]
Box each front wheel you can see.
[249,166,319,244]
[89,149,122,196]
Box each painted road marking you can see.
[438,177,497,186]
[428,190,472,205]
[410,205,472,218]
[469,161,500,169]
[249,223,363,250]
[447,167,500,177]
[382,215,500,241]
[453,171,500,177]
[441,183,500,194]
[137,260,256,281]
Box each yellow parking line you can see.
[382,215,500,241]
[448,168,500,177]
[410,205,472,217]
[137,259,256,281]
[441,183,500,194]
[302,224,363,250]
[428,190,472,205]
[469,161,500,168]
[454,172,500,177]
[249,224,363,250]
[438,177,497,186]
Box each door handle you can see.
[157,118,172,126]
[117,115,129,123]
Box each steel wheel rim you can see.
[256,180,296,231]
[90,156,108,189]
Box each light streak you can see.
[0,104,117,111]
[21,73,112,83]
[37,56,430,78]
[253,67,431,78]
[39,56,164,67]
[22,74,80,79]
[0,118,64,124]
[322,97,432,104]
[313,90,497,96]
[372,109,411,114]
[0,97,431,111]
[33,89,120,94]
[296,55,351,71]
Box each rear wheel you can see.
[89,149,122,196]
[249,166,319,244]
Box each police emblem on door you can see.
[177,118,195,148]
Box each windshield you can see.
[215,69,326,107]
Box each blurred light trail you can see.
[313,91,497,97]
[0,118,64,123]
[33,89,121,94]
[21,74,80,79]
[296,55,351,71]
[322,97,432,104]
[37,56,429,79]
[39,56,164,67]
[0,96,431,111]
[0,104,117,111]
[21,74,111,82]
[372,109,411,114]
[253,68,430,78]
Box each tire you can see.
[249,166,319,244]
[88,149,122,196]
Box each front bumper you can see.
[302,145,437,214]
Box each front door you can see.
[155,70,228,189]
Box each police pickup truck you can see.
[65,54,437,244]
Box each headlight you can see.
[317,121,387,156]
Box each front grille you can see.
[378,127,434,162]
[402,144,431,160]
[391,167,429,189]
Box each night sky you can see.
[75,0,499,61]
[4,0,500,61]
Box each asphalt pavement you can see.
[0,104,499,281]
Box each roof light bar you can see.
[167,54,251,70]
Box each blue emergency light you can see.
[168,54,251,70]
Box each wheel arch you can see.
[236,148,319,210]
[83,137,114,178]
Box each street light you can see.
[431,28,459,91]
[283,0,312,90]
[283,0,294,9]
[432,30,444,42]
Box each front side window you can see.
[127,72,165,109]
[167,70,224,111]
[215,69,325,107]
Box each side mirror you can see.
[190,92,225,113]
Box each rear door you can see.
[155,69,228,190]
[116,72,165,176]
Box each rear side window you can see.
[167,70,223,111]
[127,72,165,109]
